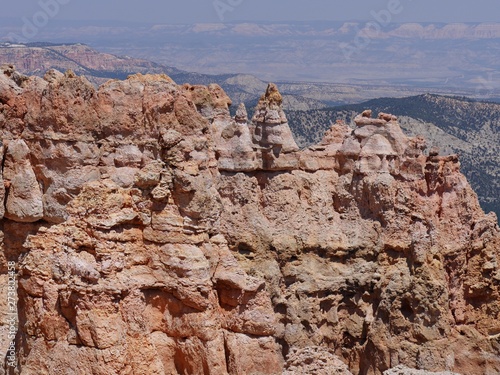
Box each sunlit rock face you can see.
[0,66,499,375]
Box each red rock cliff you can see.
[0,66,499,375]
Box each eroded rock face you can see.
[0,68,499,375]
[0,69,282,375]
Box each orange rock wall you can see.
[0,66,499,374]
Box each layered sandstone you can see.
[0,66,499,375]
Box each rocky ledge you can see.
[0,65,499,374]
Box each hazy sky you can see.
[1,0,499,24]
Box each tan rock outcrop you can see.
[0,68,499,375]
[284,346,354,374]
[4,139,43,222]
[216,84,301,172]
[214,102,259,172]
[252,83,299,154]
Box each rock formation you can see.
[383,366,460,375]
[0,66,499,375]
[251,83,299,153]
[283,346,354,374]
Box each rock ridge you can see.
[0,67,499,375]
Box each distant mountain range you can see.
[29,21,496,101]
[3,20,500,100]
[1,42,465,110]
[0,42,179,86]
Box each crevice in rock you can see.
[277,337,290,361]
[223,332,231,374]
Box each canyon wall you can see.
[0,65,499,374]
